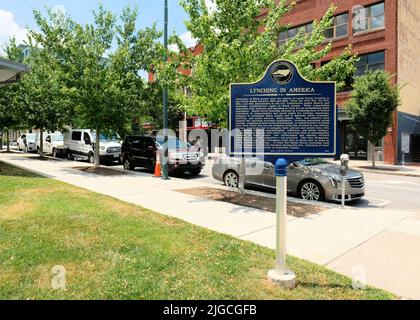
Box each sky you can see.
[0,0,197,52]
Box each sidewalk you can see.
[1,152,420,299]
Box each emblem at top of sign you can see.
[271,61,294,85]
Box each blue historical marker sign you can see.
[229,60,337,158]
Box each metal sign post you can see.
[341,177,346,209]
[340,154,349,209]
[162,0,170,180]
[239,156,246,195]
[267,158,296,288]
[229,60,337,290]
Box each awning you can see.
[0,58,28,87]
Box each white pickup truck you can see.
[36,132,65,157]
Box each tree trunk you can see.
[39,130,44,156]
[370,141,376,169]
[6,131,10,152]
[94,127,100,168]
[183,112,187,143]
[0,131,3,151]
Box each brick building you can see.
[271,0,420,164]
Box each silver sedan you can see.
[212,157,365,202]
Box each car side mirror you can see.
[85,139,91,145]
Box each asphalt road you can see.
[353,172,420,210]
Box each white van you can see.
[63,129,122,164]
[36,132,64,157]
[17,133,37,152]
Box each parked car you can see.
[63,129,122,164]
[36,132,64,157]
[121,135,205,176]
[17,133,36,152]
[212,157,365,202]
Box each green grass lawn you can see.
[0,161,395,300]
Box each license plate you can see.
[114,154,119,158]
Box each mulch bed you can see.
[177,187,325,218]
[74,166,127,176]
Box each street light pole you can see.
[162,0,169,180]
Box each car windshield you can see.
[26,134,36,142]
[51,134,63,142]
[91,132,120,143]
[297,158,329,166]
[156,138,188,149]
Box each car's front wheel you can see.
[88,153,95,164]
[299,180,325,202]
[224,171,239,188]
[123,157,134,171]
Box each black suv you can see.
[121,135,205,176]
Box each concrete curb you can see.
[356,168,420,178]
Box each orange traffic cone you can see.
[154,154,162,178]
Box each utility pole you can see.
[162,0,170,180]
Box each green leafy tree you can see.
[30,5,161,166]
[140,81,186,131]
[15,47,71,156]
[0,83,21,152]
[111,7,163,135]
[4,37,23,62]
[0,38,24,152]
[346,70,400,168]
[164,0,358,125]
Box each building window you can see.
[353,2,385,34]
[324,13,349,39]
[279,22,313,46]
[355,51,385,76]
